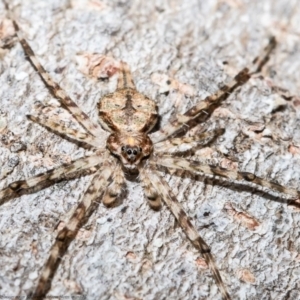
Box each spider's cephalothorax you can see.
[98,63,158,169]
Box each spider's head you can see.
[107,133,153,169]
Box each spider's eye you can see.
[139,147,142,152]
[127,149,132,155]
[133,150,137,155]
[121,146,126,152]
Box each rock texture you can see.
[0,0,300,299]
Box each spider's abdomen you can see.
[98,88,158,133]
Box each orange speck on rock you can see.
[126,251,138,261]
[76,54,120,79]
[288,144,300,156]
[237,268,256,284]
[224,202,260,230]
[196,257,208,269]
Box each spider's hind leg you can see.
[145,168,231,300]
[250,36,277,74]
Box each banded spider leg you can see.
[141,168,231,300]
[0,152,104,205]
[31,156,115,299]
[3,1,105,147]
[150,37,277,144]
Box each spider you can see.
[1,2,300,300]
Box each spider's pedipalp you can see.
[139,168,162,210]
[147,168,231,300]
[103,163,125,207]
[0,154,104,205]
[152,156,300,200]
[30,161,114,299]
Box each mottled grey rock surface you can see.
[0,0,300,299]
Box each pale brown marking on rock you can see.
[63,279,83,294]
[224,203,260,230]
[196,257,208,269]
[76,53,120,79]
[237,268,256,284]
[0,18,15,48]
[288,144,300,156]
[220,158,238,171]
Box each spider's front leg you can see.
[141,167,231,300]
[151,37,277,144]
[0,153,104,206]
[30,160,115,300]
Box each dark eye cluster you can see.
[121,146,142,156]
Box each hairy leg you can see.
[28,114,103,148]
[151,37,276,143]
[154,128,224,153]
[140,168,162,210]
[151,155,300,200]
[30,161,114,299]
[146,168,231,300]
[102,163,125,206]
[4,1,104,137]
[0,153,104,205]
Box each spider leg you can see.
[151,156,300,200]
[28,114,103,148]
[29,161,114,299]
[117,61,136,90]
[4,1,104,137]
[151,37,276,144]
[102,162,125,207]
[0,153,104,205]
[154,128,224,154]
[250,37,277,74]
[139,168,162,210]
[144,168,231,300]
